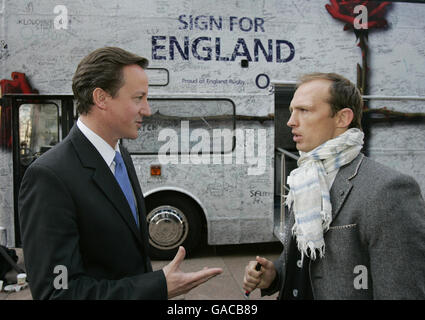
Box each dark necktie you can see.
[114,151,138,227]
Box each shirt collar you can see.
[77,118,119,168]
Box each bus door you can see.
[4,94,75,246]
[273,86,298,241]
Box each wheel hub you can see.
[147,205,189,250]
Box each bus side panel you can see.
[132,120,276,246]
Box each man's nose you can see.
[141,101,151,117]
[287,112,297,128]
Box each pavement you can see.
[0,242,282,300]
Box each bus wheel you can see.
[145,195,203,260]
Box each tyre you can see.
[145,194,204,260]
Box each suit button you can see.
[339,190,345,196]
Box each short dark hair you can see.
[72,47,149,114]
[297,73,363,130]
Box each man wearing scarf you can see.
[243,73,425,299]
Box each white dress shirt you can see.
[77,118,119,174]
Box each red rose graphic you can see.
[325,0,391,30]
[325,0,392,95]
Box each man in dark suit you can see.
[19,47,222,299]
[243,73,425,299]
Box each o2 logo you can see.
[256,73,270,89]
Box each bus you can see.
[1,0,424,259]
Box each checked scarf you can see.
[285,128,364,261]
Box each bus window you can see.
[123,98,235,154]
[19,103,59,166]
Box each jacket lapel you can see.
[68,126,143,245]
[329,153,365,223]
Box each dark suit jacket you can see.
[19,125,167,299]
[263,153,425,299]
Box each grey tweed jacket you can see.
[263,153,425,300]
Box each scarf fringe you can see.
[321,210,332,232]
[292,225,326,262]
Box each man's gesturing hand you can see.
[162,246,223,299]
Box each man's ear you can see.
[92,88,109,110]
[336,108,354,129]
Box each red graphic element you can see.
[325,0,391,31]
[1,72,38,94]
[325,0,392,96]
[0,72,38,150]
